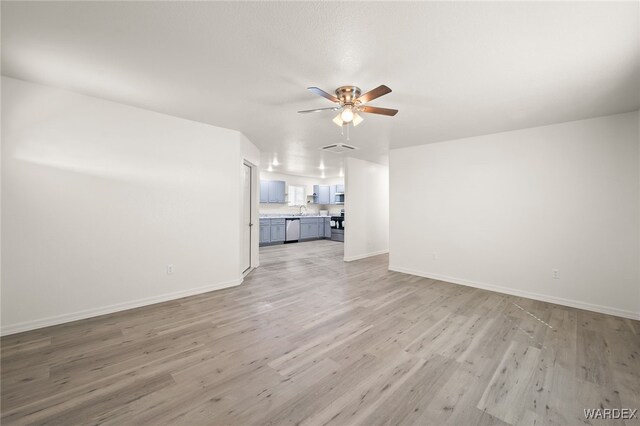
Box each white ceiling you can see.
[2,1,638,178]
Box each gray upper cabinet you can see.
[318,185,330,204]
[312,185,330,205]
[260,180,269,203]
[261,180,286,204]
[334,184,345,204]
[268,181,286,203]
[329,185,336,205]
[317,184,345,205]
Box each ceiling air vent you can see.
[321,143,358,154]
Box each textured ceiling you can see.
[2,1,639,178]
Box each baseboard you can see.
[388,265,640,321]
[1,278,243,336]
[344,249,389,262]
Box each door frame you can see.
[242,161,254,274]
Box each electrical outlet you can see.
[552,269,559,279]
[167,264,174,275]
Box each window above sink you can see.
[288,185,306,206]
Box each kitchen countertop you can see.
[259,214,332,219]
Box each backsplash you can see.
[259,203,342,216]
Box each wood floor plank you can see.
[1,240,638,425]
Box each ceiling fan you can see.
[298,85,398,128]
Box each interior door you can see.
[242,163,252,273]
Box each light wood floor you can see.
[2,240,639,425]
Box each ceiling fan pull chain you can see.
[347,122,350,141]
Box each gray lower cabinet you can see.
[270,219,285,242]
[261,216,330,244]
[259,219,271,244]
[300,218,319,239]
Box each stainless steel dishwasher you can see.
[285,218,300,242]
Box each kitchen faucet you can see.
[299,205,307,216]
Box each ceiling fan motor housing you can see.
[335,86,361,105]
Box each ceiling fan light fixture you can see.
[352,112,363,127]
[340,107,354,123]
[301,85,397,133]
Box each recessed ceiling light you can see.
[267,165,273,172]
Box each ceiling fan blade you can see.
[359,106,398,116]
[298,107,340,113]
[307,87,339,103]
[356,85,392,104]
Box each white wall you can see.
[1,77,259,334]
[259,171,344,215]
[344,157,389,262]
[390,112,640,319]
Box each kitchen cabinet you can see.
[270,219,285,242]
[300,217,319,239]
[318,185,330,204]
[259,219,271,244]
[268,180,286,203]
[261,216,330,243]
[329,185,336,205]
[326,184,345,205]
[312,185,330,204]
[261,180,286,204]
[334,184,345,204]
[260,181,269,203]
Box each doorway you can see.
[242,162,252,273]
